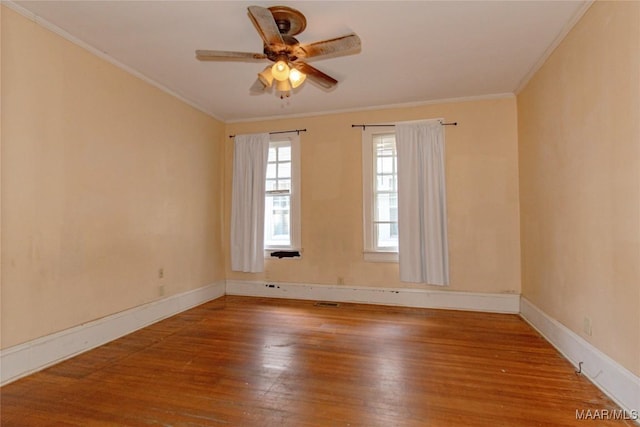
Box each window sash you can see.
[265,193,291,247]
[264,136,300,251]
[372,133,398,251]
[362,127,399,261]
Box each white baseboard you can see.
[0,281,225,386]
[520,297,640,418]
[225,280,520,314]
[8,281,636,422]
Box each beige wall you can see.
[518,1,640,375]
[225,97,521,294]
[1,7,226,348]
[9,0,636,386]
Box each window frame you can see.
[362,126,399,263]
[264,133,301,257]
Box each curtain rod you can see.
[351,122,457,130]
[229,129,307,138]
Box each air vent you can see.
[314,301,340,308]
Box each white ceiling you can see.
[10,1,589,122]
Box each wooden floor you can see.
[1,296,632,426]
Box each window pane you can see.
[277,179,291,191]
[265,194,291,246]
[268,147,277,162]
[375,193,398,221]
[376,137,395,156]
[376,174,396,192]
[278,146,291,161]
[278,161,291,179]
[266,179,277,191]
[375,222,398,249]
[378,156,395,174]
[266,163,277,179]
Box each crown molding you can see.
[2,1,225,123]
[224,93,516,124]
[515,0,594,94]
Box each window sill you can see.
[363,251,398,263]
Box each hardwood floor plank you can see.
[1,296,633,426]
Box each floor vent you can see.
[314,301,340,308]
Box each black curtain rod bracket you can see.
[352,122,457,131]
[229,128,307,138]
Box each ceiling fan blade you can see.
[295,33,361,59]
[292,62,338,89]
[247,5,284,47]
[196,50,267,61]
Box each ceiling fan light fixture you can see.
[272,59,290,81]
[276,78,292,92]
[196,6,361,99]
[258,66,274,87]
[289,68,306,88]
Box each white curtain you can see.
[396,120,449,285]
[230,133,270,272]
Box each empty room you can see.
[1,1,638,425]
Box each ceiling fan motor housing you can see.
[261,6,306,62]
[264,35,300,62]
[268,6,306,36]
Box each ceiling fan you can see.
[196,5,361,98]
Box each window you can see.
[362,127,399,262]
[264,135,301,253]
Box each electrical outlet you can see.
[158,268,164,279]
[583,317,592,336]
[158,284,165,296]
[337,277,344,285]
